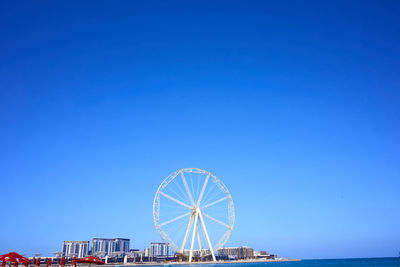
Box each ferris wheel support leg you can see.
[181,214,194,254]
[189,211,199,263]
[198,211,216,262]
[196,225,202,251]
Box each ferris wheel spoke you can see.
[167,185,188,206]
[196,174,210,207]
[180,171,195,207]
[202,212,231,229]
[201,196,229,209]
[159,191,192,209]
[159,212,192,227]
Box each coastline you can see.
[108,258,301,266]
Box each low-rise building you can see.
[238,246,254,259]
[254,251,277,260]
[191,249,211,257]
[217,246,254,260]
[144,248,150,257]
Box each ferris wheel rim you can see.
[153,168,235,257]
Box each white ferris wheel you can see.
[153,168,235,262]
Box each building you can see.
[150,242,170,257]
[124,250,145,263]
[92,238,130,257]
[254,251,269,257]
[238,246,254,259]
[253,250,277,259]
[144,248,150,257]
[129,250,144,258]
[62,241,89,258]
[53,251,63,259]
[191,249,211,257]
[217,246,254,260]
[92,238,113,257]
[218,247,238,260]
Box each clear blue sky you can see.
[1,0,399,260]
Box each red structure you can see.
[59,257,65,267]
[76,256,104,265]
[0,252,30,265]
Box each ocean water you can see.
[189,258,400,267]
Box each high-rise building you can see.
[92,238,113,257]
[62,241,89,258]
[92,238,130,257]
[114,238,130,253]
[149,242,170,257]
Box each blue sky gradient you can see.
[0,0,399,259]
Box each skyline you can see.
[1,0,400,260]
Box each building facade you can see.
[149,242,170,257]
[62,241,89,258]
[92,238,130,257]
[238,246,254,259]
[254,251,269,257]
[192,249,211,257]
[144,248,150,257]
[217,246,254,260]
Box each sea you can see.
[179,258,400,267]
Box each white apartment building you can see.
[62,241,89,258]
[150,242,170,257]
[92,238,130,257]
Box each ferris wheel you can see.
[153,168,235,262]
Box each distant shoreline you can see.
[105,258,301,266]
